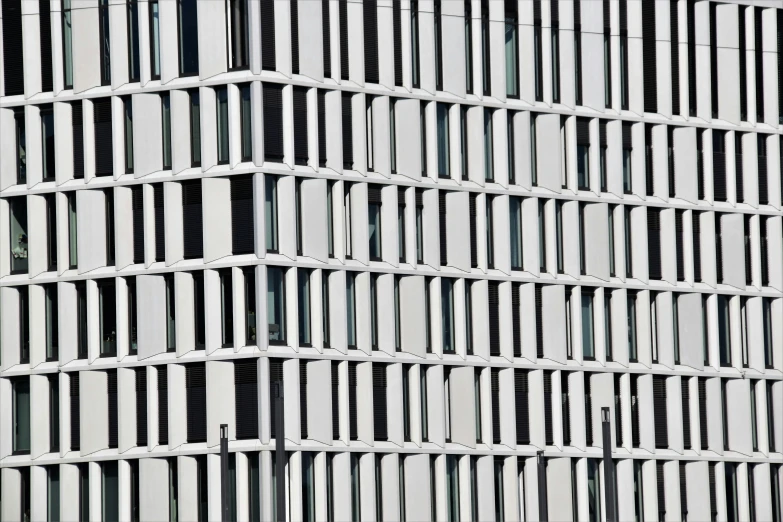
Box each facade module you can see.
[1,0,783,521]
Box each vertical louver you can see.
[681,377,691,449]
[342,92,353,169]
[339,0,349,80]
[157,365,168,444]
[698,377,708,449]
[182,180,203,259]
[39,0,53,92]
[131,186,145,264]
[544,371,553,445]
[234,359,258,440]
[348,361,358,440]
[93,98,114,176]
[439,191,447,266]
[670,0,679,115]
[535,285,544,358]
[107,370,118,448]
[2,0,25,96]
[263,84,284,162]
[293,87,308,166]
[654,376,668,448]
[300,361,309,439]
[153,184,165,262]
[72,102,85,178]
[332,361,340,440]
[491,368,501,444]
[584,372,593,446]
[393,0,403,86]
[642,0,657,113]
[373,364,387,441]
[322,0,331,77]
[512,284,521,357]
[675,210,684,281]
[135,367,147,446]
[290,0,299,74]
[363,0,379,84]
[269,358,284,436]
[647,208,662,280]
[469,193,478,268]
[261,0,276,71]
[70,372,80,450]
[317,89,327,167]
[230,175,254,255]
[515,369,529,444]
[488,281,500,356]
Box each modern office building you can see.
[1,0,782,520]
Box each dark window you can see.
[342,92,354,169]
[348,361,358,440]
[231,175,254,255]
[99,279,117,357]
[127,0,141,81]
[135,367,147,446]
[269,358,284,436]
[322,0,331,77]
[261,0,275,71]
[653,376,668,448]
[153,184,165,262]
[755,9,764,122]
[739,7,747,120]
[488,281,500,356]
[157,365,168,444]
[131,186,144,264]
[70,372,80,451]
[686,0,696,116]
[373,363,387,441]
[94,98,114,177]
[491,368,501,444]
[264,84,284,162]
[647,208,662,280]
[186,364,207,443]
[2,0,25,95]
[189,89,201,167]
[515,369,529,444]
[300,361,308,438]
[544,370,553,445]
[107,370,118,448]
[182,180,203,259]
[76,281,88,359]
[228,0,248,69]
[710,2,718,118]
[364,0,379,84]
[98,0,111,85]
[339,0,349,80]
[72,101,85,178]
[393,0,403,86]
[177,0,199,76]
[293,87,308,166]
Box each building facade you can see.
[1,0,783,520]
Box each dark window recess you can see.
[269,358,284,436]
[645,124,654,196]
[515,369,529,444]
[290,0,299,74]
[686,0,696,116]
[317,89,327,168]
[182,180,203,259]
[675,210,685,281]
[667,127,675,198]
[263,84,284,162]
[392,0,403,86]
[439,191,448,266]
[373,363,388,441]
[716,213,723,283]
[754,10,764,122]
[657,461,667,521]
[136,367,148,446]
[760,217,769,286]
[157,366,168,444]
[698,378,708,449]
[739,7,747,121]
[342,92,353,169]
[535,285,544,358]
[512,284,521,358]
[631,375,640,447]
[339,0,349,80]
[363,0,379,84]
[39,0,54,92]
[153,184,165,262]
[331,361,340,440]
[642,0,657,113]
[696,130,704,200]
[679,462,688,521]
[614,373,623,447]
[681,377,691,449]
[70,373,80,451]
[72,102,85,179]
[758,134,768,205]
[322,0,331,77]
[710,3,718,118]
[107,370,118,448]
[131,186,145,264]
[348,361,358,440]
[693,212,702,282]
[708,463,718,521]
[260,0,276,71]
[544,371,553,445]
[469,193,478,268]
[779,11,783,124]
[230,175,254,255]
[93,98,114,177]
[669,0,679,115]
[2,0,25,96]
[561,371,571,445]
[745,215,753,285]
[488,281,500,356]
[235,359,258,440]
[653,376,668,448]
[293,87,308,166]
[186,364,206,443]
[300,361,308,439]
[647,208,662,280]
[491,368,501,444]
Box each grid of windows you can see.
[1,1,782,520]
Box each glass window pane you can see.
[13,379,31,453]
[216,87,229,164]
[41,109,55,180]
[298,270,311,345]
[102,462,119,522]
[265,176,279,252]
[441,278,454,353]
[437,103,450,177]
[162,94,172,169]
[267,267,285,343]
[582,293,594,358]
[369,203,382,260]
[190,90,201,165]
[63,0,74,88]
[241,84,252,161]
[177,0,199,75]
[505,19,518,97]
[150,0,160,77]
[10,197,29,273]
